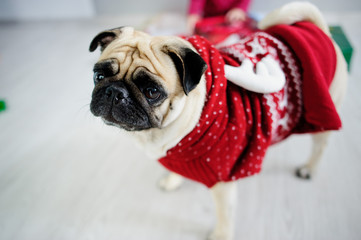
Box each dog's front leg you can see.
[208,181,237,240]
[159,172,184,191]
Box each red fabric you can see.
[158,22,341,188]
[188,0,251,17]
[265,22,341,132]
[159,35,270,187]
[220,32,304,143]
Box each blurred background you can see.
[0,0,360,240]
[0,0,360,20]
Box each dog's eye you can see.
[144,87,161,100]
[93,72,105,83]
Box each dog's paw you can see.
[295,166,312,180]
[207,229,233,240]
[158,173,183,191]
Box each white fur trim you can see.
[258,1,331,36]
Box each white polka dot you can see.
[206,157,211,162]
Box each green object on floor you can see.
[330,25,353,72]
[0,100,6,112]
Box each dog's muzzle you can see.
[90,82,151,131]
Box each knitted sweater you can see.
[158,22,341,188]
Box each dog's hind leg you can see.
[208,181,237,240]
[296,131,331,179]
[296,40,347,180]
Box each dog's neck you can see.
[129,76,207,159]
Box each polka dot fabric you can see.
[159,35,273,188]
[158,22,341,188]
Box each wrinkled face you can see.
[89,27,207,131]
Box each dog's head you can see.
[89,27,207,131]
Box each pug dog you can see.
[89,2,347,240]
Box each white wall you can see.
[0,0,360,21]
[93,0,187,16]
[250,0,360,12]
[0,0,95,20]
[94,0,361,15]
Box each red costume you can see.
[188,0,251,17]
[158,22,341,188]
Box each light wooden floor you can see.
[0,12,360,240]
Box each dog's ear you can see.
[89,27,123,52]
[166,47,207,95]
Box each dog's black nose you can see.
[105,84,129,105]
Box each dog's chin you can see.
[100,114,152,131]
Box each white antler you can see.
[224,55,286,94]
